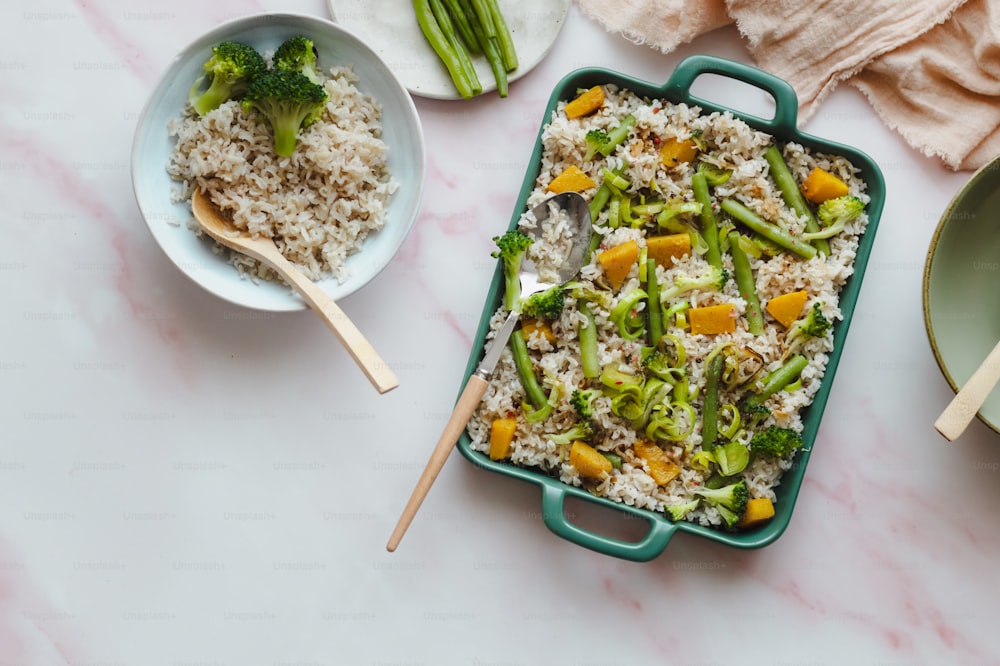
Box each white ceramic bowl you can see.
[131,12,426,311]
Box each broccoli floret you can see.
[785,302,831,355]
[570,389,598,420]
[273,35,321,83]
[660,265,730,302]
[584,128,610,161]
[241,69,329,157]
[492,229,534,311]
[803,195,865,241]
[694,480,749,527]
[665,498,700,522]
[744,401,772,430]
[749,426,804,458]
[521,285,566,319]
[544,421,594,446]
[188,41,267,116]
[582,115,637,160]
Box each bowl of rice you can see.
[131,12,425,311]
[924,154,1000,434]
[455,55,885,561]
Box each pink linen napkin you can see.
[576,0,1000,170]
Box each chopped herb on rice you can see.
[467,85,869,530]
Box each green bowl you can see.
[456,55,886,561]
[924,156,1000,434]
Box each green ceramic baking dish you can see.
[455,55,886,561]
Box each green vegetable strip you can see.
[645,258,663,345]
[413,0,477,99]
[578,300,600,379]
[468,0,496,38]
[429,0,481,96]
[441,0,481,54]
[728,230,764,335]
[763,145,830,256]
[701,353,724,450]
[484,0,518,71]
[719,198,817,260]
[510,328,548,409]
[600,115,637,156]
[466,2,507,97]
[691,172,722,269]
[745,354,809,410]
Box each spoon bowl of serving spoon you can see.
[191,188,399,394]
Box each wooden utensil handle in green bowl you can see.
[661,54,800,134]
[539,483,677,562]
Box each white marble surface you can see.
[2,0,999,664]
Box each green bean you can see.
[441,0,480,54]
[510,328,548,409]
[578,300,600,379]
[484,0,518,71]
[414,0,478,99]
[728,230,764,335]
[720,198,817,260]
[691,172,722,269]
[701,353,724,450]
[466,2,507,97]
[744,354,809,410]
[645,258,663,345]
[763,145,829,256]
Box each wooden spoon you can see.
[934,338,1000,440]
[191,189,399,394]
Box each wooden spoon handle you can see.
[935,339,1000,440]
[386,374,489,552]
[275,257,399,394]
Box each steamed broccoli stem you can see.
[745,354,808,410]
[644,259,663,345]
[510,328,548,410]
[242,70,329,157]
[691,172,722,269]
[719,199,817,260]
[763,145,830,256]
[414,0,479,99]
[701,352,724,450]
[728,230,764,335]
[189,41,267,116]
[577,300,600,379]
[600,115,637,157]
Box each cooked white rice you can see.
[466,85,870,529]
[167,64,397,283]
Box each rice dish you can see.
[466,85,870,529]
[167,64,397,284]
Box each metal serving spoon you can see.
[191,188,399,394]
[386,191,592,552]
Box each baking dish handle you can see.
[662,54,799,133]
[540,484,677,562]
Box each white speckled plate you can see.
[327,0,571,99]
[131,13,425,312]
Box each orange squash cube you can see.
[546,165,597,194]
[521,318,556,344]
[597,240,638,290]
[765,290,809,329]
[659,137,699,167]
[569,440,613,480]
[633,439,681,485]
[646,233,691,266]
[489,418,517,461]
[800,167,849,203]
[688,303,736,335]
[738,497,775,528]
[564,86,605,119]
